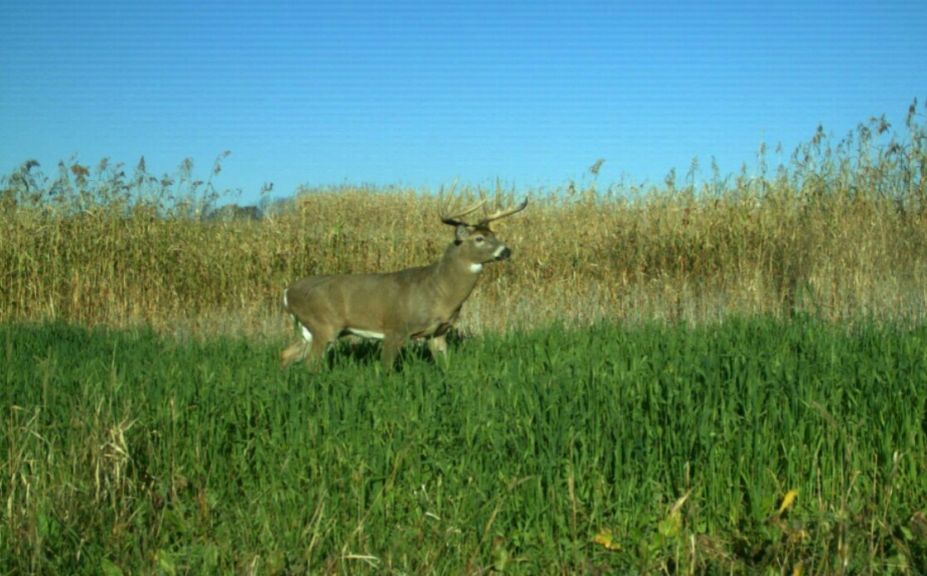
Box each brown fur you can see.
[281,220,520,370]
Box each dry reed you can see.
[2,102,926,336]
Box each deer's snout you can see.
[493,246,512,261]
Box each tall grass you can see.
[2,319,925,574]
[1,102,926,336]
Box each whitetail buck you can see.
[281,198,528,370]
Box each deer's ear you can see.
[454,224,468,245]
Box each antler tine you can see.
[477,198,529,226]
[441,198,487,227]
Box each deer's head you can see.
[441,198,528,271]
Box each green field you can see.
[3,319,926,574]
[3,105,927,573]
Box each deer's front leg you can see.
[427,335,449,367]
[381,332,406,371]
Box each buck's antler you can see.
[442,196,529,228]
[441,198,487,227]
[477,198,528,226]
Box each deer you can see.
[280,197,528,371]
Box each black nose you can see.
[496,247,512,260]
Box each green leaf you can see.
[100,558,124,576]
[157,550,177,576]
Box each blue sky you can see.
[2,0,925,205]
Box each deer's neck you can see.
[432,246,482,307]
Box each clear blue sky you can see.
[2,0,925,205]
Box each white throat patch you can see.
[469,263,483,273]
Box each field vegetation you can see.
[1,102,927,573]
[3,319,927,574]
[2,102,926,334]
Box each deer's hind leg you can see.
[280,340,308,368]
[281,322,334,371]
[301,323,339,371]
[281,320,315,368]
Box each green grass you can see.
[3,319,927,574]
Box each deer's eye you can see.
[474,236,484,243]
